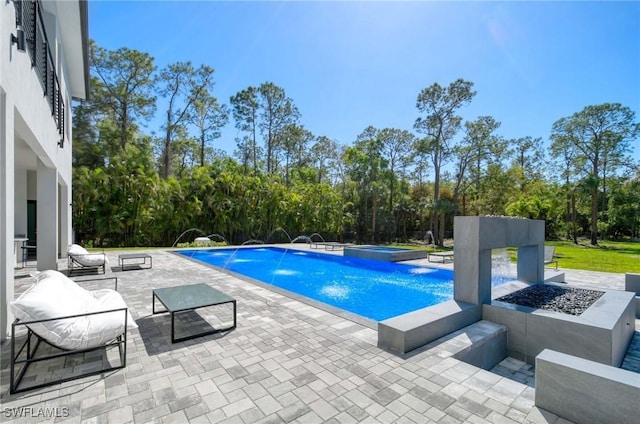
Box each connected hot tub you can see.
[344,246,428,262]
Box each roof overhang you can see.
[42,0,90,100]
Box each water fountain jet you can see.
[266,227,292,243]
[172,228,207,247]
[491,249,515,287]
[309,233,325,243]
[206,233,228,244]
[241,239,264,246]
[291,235,312,244]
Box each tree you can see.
[345,126,386,242]
[607,176,640,239]
[72,94,104,169]
[276,124,313,185]
[551,103,639,245]
[190,93,229,167]
[311,136,338,184]
[230,87,260,174]
[89,41,156,155]
[378,128,414,213]
[157,62,216,178]
[458,116,503,215]
[257,82,300,174]
[414,79,476,244]
[550,128,583,242]
[508,136,548,197]
[231,83,300,175]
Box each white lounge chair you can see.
[67,243,109,275]
[428,250,454,263]
[9,270,136,393]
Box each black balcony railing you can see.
[14,0,65,147]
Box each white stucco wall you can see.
[1,88,16,343]
[1,1,78,340]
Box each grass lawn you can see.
[541,240,640,273]
[394,240,640,273]
[503,241,640,273]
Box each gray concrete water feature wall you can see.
[453,216,545,305]
[379,216,635,367]
[379,216,546,354]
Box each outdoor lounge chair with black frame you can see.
[9,271,136,394]
[67,243,109,275]
[544,246,559,270]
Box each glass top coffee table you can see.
[152,283,236,343]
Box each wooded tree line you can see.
[72,42,640,247]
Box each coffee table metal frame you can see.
[118,253,153,271]
[152,283,236,343]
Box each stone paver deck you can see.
[1,245,637,423]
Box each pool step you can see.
[394,318,508,372]
[452,321,508,370]
[378,300,481,354]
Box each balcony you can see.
[14,0,65,147]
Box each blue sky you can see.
[89,1,640,163]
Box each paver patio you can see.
[1,246,637,423]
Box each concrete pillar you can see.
[454,242,493,305]
[517,244,544,283]
[59,181,71,255]
[1,90,15,341]
[14,167,27,236]
[454,216,545,306]
[37,159,58,270]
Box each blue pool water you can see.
[176,247,453,321]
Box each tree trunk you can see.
[372,192,377,243]
[200,133,206,167]
[163,108,173,179]
[266,126,273,174]
[571,192,578,244]
[252,121,258,176]
[590,187,598,245]
[429,210,436,245]
[566,193,571,240]
[438,211,445,247]
[432,160,442,246]
[120,104,128,151]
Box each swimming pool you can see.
[176,247,453,322]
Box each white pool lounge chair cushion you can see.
[9,270,136,350]
[66,244,109,266]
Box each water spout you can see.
[206,233,228,243]
[266,227,292,243]
[308,233,325,243]
[172,228,207,247]
[491,249,515,287]
[291,235,312,244]
[241,239,264,246]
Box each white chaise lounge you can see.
[9,270,136,393]
[67,243,109,275]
